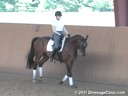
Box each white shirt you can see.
[52,19,64,31]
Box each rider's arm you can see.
[52,26,61,36]
[63,26,69,34]
[63,26,70,37]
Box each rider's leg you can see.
[50,48,57,62]
[50,33,60,62]
[57,52,63,63]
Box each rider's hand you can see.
[60,34,64,38]
[67,34,70,38]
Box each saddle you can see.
[46,36,66,52]
[47,36,67,63]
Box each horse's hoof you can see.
[53,60,56,63]
[71,85,77,89]
[33,80,36,83]
[38,77,42,81]
[58,81,63,85]
[50,58,53,62]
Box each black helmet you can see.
[55,11,62,16]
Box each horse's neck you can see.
[70,40,80,57]
[71,41,79,49]
[70,38,80,49]
[68,38,80,57]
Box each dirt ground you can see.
[0,72,127,96]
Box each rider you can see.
[50,11,70,62]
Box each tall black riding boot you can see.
[50,48,57,62]
[57,52,63,63]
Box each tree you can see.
[43,0,57,11]
[0,1,6,12]
[0,0,114,12]
[43,0,88,12]
[0,0,39,12]
[62,0,84,12]
[89,0,114,12]
[43,0,113,12]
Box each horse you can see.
[26,34,88,88]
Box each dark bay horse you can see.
[26,34,88,88]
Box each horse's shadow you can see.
[72,53,114,80]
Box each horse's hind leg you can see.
[32,56,40,82]
[38,54,49,81]
[33,63,38,82]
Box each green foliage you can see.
[14,2,35,12]
[43,0,57,11]
[62,0,83,12]
[0,0,114,12]
[89,0,114,11]
[43,0,113,12]
[0,1,6,12]
[0,0,39,12]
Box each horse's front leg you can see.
[59,62,77,88]
[58,75,69,85]
[67,70,77,89]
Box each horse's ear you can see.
[85,35,88,40]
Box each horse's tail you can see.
[26,37,39,69]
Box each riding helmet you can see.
[55,11,62,16]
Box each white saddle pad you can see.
[46,37,66,52]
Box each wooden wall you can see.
[0,23,128,86]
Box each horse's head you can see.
[79,35,88,56]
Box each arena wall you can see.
[0,23,128,86]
